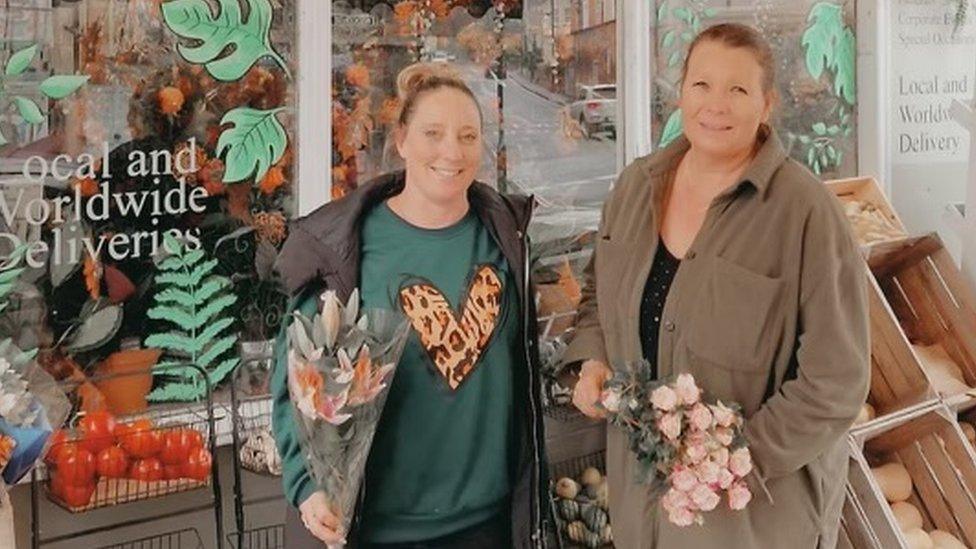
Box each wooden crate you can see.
[826,177,907,247]
[849,402,976,547]
[843,455,905,549]
[864,269,938,417]
[865,234,976,410]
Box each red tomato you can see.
[56,447,96,486]
[129,458,164,482]
[60,482,96,507]
[96,446,129,479]
[119,419,162,458]
[48,472,66,498]
[78,411,117,454]
[160,429,194,465]
[182,447,212,481]
[45,430,74,464]
[184,429,204,451]
[163,464,184,480]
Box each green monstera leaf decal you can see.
[216,107,287,183]
[802,2,856,105]
[161,0,290,81]
[145,234,239,401]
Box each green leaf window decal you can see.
[659,109,684,149]
[0,246,38,365]
[4,45,37,77]
[216,107,288,183]
[161,0,290,82]
[144,235,239,401]
[801,2,856,105]
[0,42,88,144]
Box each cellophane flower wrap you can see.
[599,361,754,527]
[0,341,70,504]
[286,289,409,546]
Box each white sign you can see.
[891,0,976,163]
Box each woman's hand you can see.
[299,491,345,544]
[572,359,612,419]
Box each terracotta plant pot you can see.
[94,348,163,415]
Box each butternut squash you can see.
[872,462,913,503]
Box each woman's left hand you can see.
[573,359,612,419]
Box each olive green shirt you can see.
[563,131,870,549]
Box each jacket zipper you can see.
[518,199,546,548]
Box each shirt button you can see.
[686,250,697,259]
[664,321,676,332]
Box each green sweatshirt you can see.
[271,203,520,543]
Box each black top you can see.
[640,238,682,378]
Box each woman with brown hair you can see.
[272,62,550,548]
[567,23,869,548]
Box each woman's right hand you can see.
[572,359,612,419]
[299,490,345,544]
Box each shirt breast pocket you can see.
[594,237,636,339]
[687,256,784,373]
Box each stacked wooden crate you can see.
[828,177,976,549]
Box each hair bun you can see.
[396,62,463,100]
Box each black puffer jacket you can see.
[273,171,552,548]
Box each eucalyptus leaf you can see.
[5,44,37,77]
[39,75,89,99]
[812,122,827,135]
[13,96,44,124]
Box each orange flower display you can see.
[394,1,418,24]
[157,86,185,115]
[259,165,286,195]
[345,64,371,89]
[83,253,102,300]
[73,177,99,197]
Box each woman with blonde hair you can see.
[568,23,869,548]
[272,62,550,548]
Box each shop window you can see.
[0,0,297,403]
[650,0,859,178]
[330,1,620,346]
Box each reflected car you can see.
[568,84,616,138]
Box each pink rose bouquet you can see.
[599,363,754,527]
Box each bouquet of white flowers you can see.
[286,289,410,548]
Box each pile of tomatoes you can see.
[45,410,213,508]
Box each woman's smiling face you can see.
[678,40,774,160]
[395,86,483,204]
